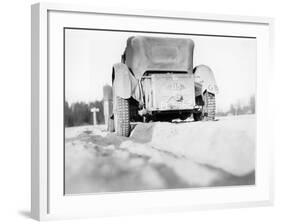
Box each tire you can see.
[193,112,202,121]
[193,91,216,121]
[203,91,216,120]
[114,96,130,137]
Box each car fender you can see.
[112,63,141,101]
[194,65,219,95]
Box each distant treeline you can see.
[217,95,255,117]
[64,101,105,127]
[64,95,255,126]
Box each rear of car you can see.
[108,36,217,136]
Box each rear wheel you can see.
[114,96,130,137]
[193,91,216,121]
[193,112,202,121]
[203,91,216,120]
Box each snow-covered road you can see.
[65,115,255,194]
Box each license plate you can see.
[151,73,195,110]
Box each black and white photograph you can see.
[64,29,256,195]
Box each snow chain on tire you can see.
[115,96,130,137]
[203,91,216,120]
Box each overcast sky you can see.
[65,29,256,111]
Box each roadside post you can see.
[91,107,100,126]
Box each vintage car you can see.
[106,36,218,136]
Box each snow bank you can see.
[131,115,255,176]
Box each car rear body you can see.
[142,73,195,112]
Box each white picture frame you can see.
[31,2,274,221]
